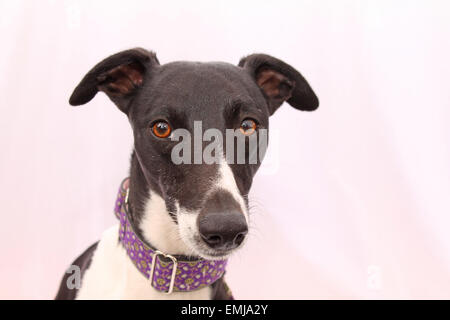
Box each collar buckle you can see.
[149,250,178,294]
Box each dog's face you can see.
[69,48,318,259]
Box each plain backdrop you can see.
[0,0,449,299]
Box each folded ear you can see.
[239,54,318,115]
[69,48,160,113]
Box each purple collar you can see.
[114,178,228,294]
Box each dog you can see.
[55,48,318,300]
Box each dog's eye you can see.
[240,118,257,136]
[152,121,172,138]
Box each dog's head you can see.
[69,48,318,259]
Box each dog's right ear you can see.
[239,54,318,115]
[69,48,159,113]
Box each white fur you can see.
[140,191,193,255]
[76,191,211,300]
[77,160,245,299]
[216,160,249,223]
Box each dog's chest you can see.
[76,225,212,300]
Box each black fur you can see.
[55,242,98,300]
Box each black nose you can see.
[198,210,248,250]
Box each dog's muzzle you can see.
[115,178,231,295]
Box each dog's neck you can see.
[127,152,193,256]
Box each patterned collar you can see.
[114,178,228,294]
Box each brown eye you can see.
[240,118,257,135]
[152,120,172,138]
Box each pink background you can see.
[0,0,449,299]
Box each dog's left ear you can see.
[69,48,160,114]
[239,54,318,115]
